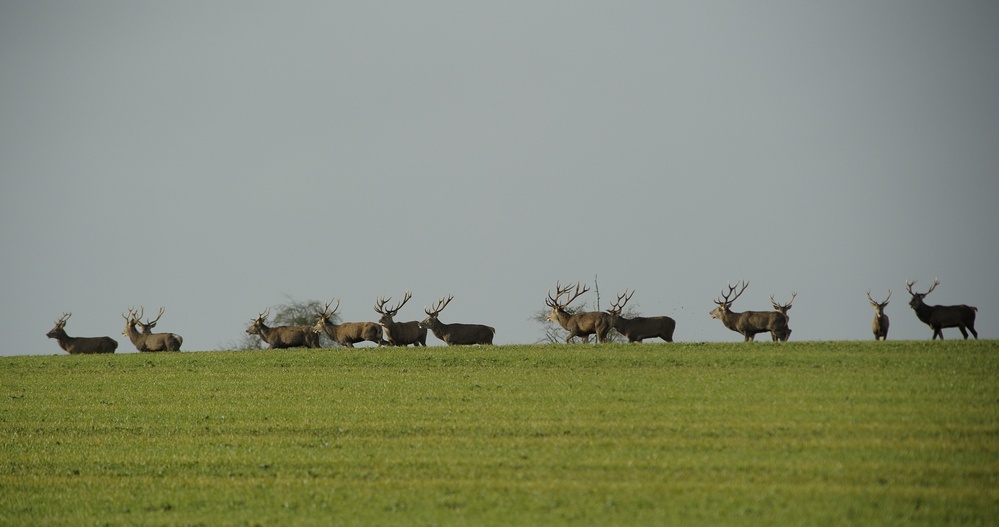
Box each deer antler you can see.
[375,291,412,316]
[323,299,340,317]
[57,312,72,325]
[715,281,748,306]
[425,294,454,317]
[868,289,892,306]
[927,278,939,295]
[770,292,796,309]
[547,281,589,308]
[906,279,938,297]
[609,290,635,315]
[144,307,165,327]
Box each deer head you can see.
[47,312,72,338]
[710,280,748,319]
[136,306,166,334]
[607,289,635,317]
[545,281,589,321]
[314,299,340,332]
[867,289,891,314]
[769,292,797,317]
[246,308,271,335]
[906,278,939,310]
[374,291,412,324]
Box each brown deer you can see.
[124,307,183,351]
[905,279,978,340]
[420,295,495,345]
[606,290,676,343]
[709,281,790,342]
[313,299,386,347]
[246,308,321,349]
[769,292,796,342]
[545,281,615,344]
[374,292,427,346]
[866,290,891,341]
[46,313,117,354]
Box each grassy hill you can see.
[2,341,997,526]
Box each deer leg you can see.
[958,326,969,339]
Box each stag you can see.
[123,307,183,351]
[313,299,386,347]
[606,290,676,343]
[246,308,321,349]
[46,313,117,354]
[420,295,495,345]
[374,292,427,346]
[545,281,615,344]
[769,292,796,341]
[867,290,891,341]
[709,281,790,342]
[905,279,978,340]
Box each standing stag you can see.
[420,295,495,345]
[607,290,676,343]
[545,281,615,344]
[46,313,117,354]
[867,290,891,341]
[905,279,978,340]
[123,307,183,351]
[374,292,427,346]
[314,299,386,347]
[769,292,796,341]
[246,308,321,349]
[709,281,790,342]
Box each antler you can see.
[122,307,137,322]
[56,312,72,325]
[609,290,634,314]
[375,291,412,316]
[770,292,796,309]
[546,281,589,308]
[715,281,748,306]
[253,308,270,322]
[906,279,939,297]
[143,307,165,327]
[867,289,891,306]
[322,299,340,317]
[425,294,454,317]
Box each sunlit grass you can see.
[1,341,997,525]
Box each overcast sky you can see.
[2,1,997,355]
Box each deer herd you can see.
[45,278,981,354]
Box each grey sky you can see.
[2,1,997,355]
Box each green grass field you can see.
[2,341,997,526]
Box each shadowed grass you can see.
[1,341,997,525]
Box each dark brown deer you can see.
[246,308,321,349]
[607,290,676,343]
[125,307,183,351]
[420,295,495,345]
[866,290,891,341]
[313,299,386,347]
[545,281,615,344]
[47,313,117,354]
[709,281,790,342]
[374,292,427,346]
[769,292,796,342]
[905,279,978,340]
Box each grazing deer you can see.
[123,307,183,351]
[246,308,321,349]
[545,281,615,344]
[709,281,790,342]
[313,299,386,347]
[374,292,427,346]
[420,295,495,345]
[606,290,676,343]
[46,313,117,354]
[769,292,796,341]
[867,290,891,341]
[905,279,978,340]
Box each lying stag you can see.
[867,290,891,341]
[905,279,978,340]
[709,281,790,342]
[374,292,427,346]
[47,312,117,354]
[607,290,676,343]
[420,295,495,345]
[545,281,615,343]
[123,307,183,351]
[769,292,796,341]
[314,299,385,347]
[246,308,321,349]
